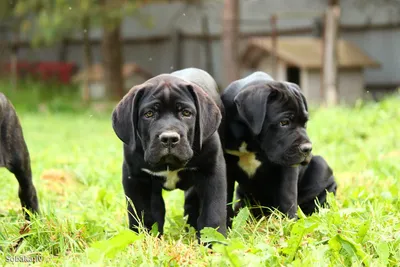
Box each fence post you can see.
[82,16,92,103]
[322,1,340,106]
[270,14,278,79]
[222,0,240,88]
[202,15,214,78]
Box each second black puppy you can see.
[222,72,337,223]
[112,68,227,238]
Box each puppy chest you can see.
[141,168,195,190]
[225,142,262,178]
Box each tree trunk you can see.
[101,21,124,100]
[82,16,93,103]
[222,0,240,88]
[10,29,19,91]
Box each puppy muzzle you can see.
[145,131,194,169]
[299,142,312,166]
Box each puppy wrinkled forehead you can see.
[268,82,308,116]
[142,78,193,104]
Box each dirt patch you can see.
[40,169,77,195]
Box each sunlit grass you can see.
[0,84,399,266]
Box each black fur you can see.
[221,72,337,224]
[112,68,227,239]
[0,93,39,220]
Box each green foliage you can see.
[87,230,144,262]
[0,86,399,266]
[0,78,115,113]
[12,0,151,46]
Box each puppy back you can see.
[221,71,274,108]
[171,68,222,107]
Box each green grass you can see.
[0,84,399,266]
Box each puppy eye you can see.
[181,109,192,117]
[144,111,154,118]
[280,120,290,127]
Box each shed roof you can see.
[73,63,153,83]
[241,37,380,69]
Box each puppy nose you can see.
[159,131,180,148]
[299,143,312,154]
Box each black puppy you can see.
[112,68,227,238]
[0,93,39,220]
[221,72,337,223]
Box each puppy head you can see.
[112,75,221,170]
[234,81,312,167]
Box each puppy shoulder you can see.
[310,155,330,169]
[123,145,147,173]
[303,155,334,180]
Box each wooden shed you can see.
[240,37,380,105]
[73,63,153,100]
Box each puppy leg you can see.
[299,178,337,215]
[184,186,200,231]
[226,154,249,227]
[122,164,160,233]
[7,137,39,220]
[299,182,336,215]
[151,183,166,235]
[233,184,246,215]
[298,156,337,215]
[226,174,235,229]
[277,168,299,219]
[234,186,266,219]
[196,168,227,238]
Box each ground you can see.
[0,84,399,266]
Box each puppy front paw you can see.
[287,212,299,221]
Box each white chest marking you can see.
[225,142,262,178]
[141,167,196,190]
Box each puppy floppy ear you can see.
[111,84,147,148]
[234,86,272,135]
[284,82,309,112]
[186,84,222,151]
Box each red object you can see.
[34,62,76,84]
[1,61,34,76]
[1,61,77,84]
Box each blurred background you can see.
[0,0,399,109]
